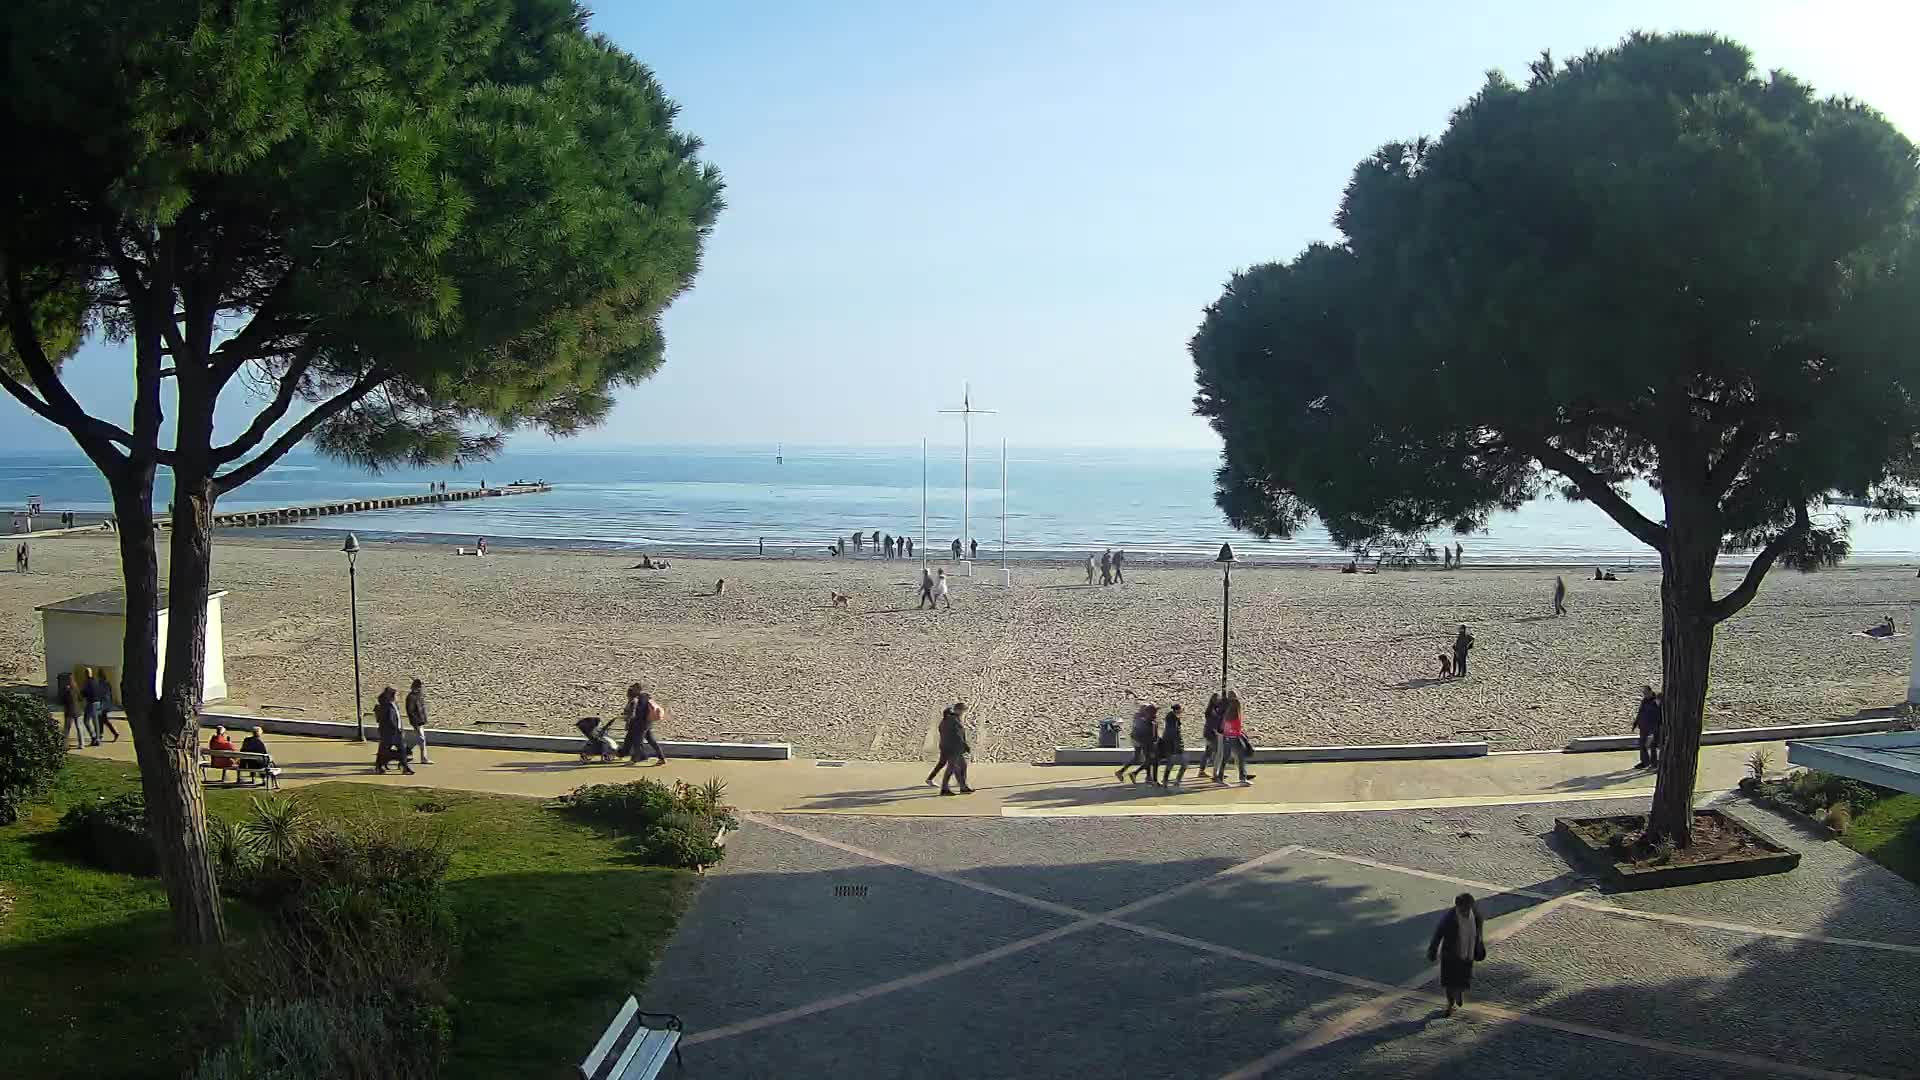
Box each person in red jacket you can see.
[1212,692,1254,786]
[208,725,239,785]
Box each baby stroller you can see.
[577,716,617,762]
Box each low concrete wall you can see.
[1566,716,1896,753]
[1053,741,1488,766]
[198,712,790,760]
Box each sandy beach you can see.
[2,533,1915,762]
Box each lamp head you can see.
[342,533,360,556]
[1215,542,1235,564]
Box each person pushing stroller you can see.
[577,715,618,762]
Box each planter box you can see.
[1554,810,1800,890]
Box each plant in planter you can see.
[1740,749,1773,794]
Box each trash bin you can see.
[1097,717,1122,748]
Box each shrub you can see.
[187,997,446,1080]
[551,777,736,868]
[0,691,65,825]
[240,794,312,865]
[1746,749,1773,783]
[208,816,260,885]
[56,791,153,874]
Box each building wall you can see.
[40,598,228,704]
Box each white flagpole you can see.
[921,437,928,564]
[1000,438,1009,586]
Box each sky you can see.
[5,0,1919,453]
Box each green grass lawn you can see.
[1844,792,1920,886]
[0,757,696,1080]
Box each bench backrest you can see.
[581,996,644,1080]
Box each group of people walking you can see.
[1117,691,1254,786]
[924,701,974,794]
[1085,548,1126,585]
[841,530,916,559]
[372,678,436,775]
[59,668,119,747]
[577,683,671,765]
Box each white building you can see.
[37,588,229,704]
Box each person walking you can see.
[936,702,974,795]
[17,542,27,573]
[1451,625,1475,678]
[89,668,120,743]
[1214,692,1253,785]
[906,536,914,559]
[374,686,414,774]
[1118,703,1159,782]
[917,566,937,608]
[1099,549,1112,586]
[405,678,433,765]
[621,682,669,765]
[969,538,978,560]
[1086,555,1096,585]
[1112,548,1125,583]
[1155,703,1188,785]
[1553,575,1567,617]
[951,537,962,561]
[1633,685,1662,769]
[1427,892,1486,1017]
[1201,693,1225,776]
[59,673,87,748]
[933,568,952,609]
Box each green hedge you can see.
[0,692,65,825]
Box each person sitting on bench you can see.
[208,725,239,784]
[239,727,271,785]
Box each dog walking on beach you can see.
[829,590,851,609]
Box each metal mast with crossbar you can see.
[939,383,994,568]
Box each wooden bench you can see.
[197,747,282,791]
[580,996,683,1080]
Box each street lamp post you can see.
[1216,542,1235,693]
[344,533,365,742]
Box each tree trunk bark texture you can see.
[154,466,225,944]
[1649,529,1718,847]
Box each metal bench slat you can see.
[617,1030,680,1080]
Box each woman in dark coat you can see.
[1118,703,1158,783]
[936,702,974,795]
[1633,685,1662,769]
[1154,704,1187,785]
[373,686,414,775]
[1427,892,1486,1016]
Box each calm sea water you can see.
[3,445,1916,564]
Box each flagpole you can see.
[1000,439,1009,586]
[939,384,995,578]
[921,437,928,564]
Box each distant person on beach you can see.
[1086,555,1096,585]
[621,682,668,765]
[906,536,914,559]
[935,702,974,795]
[374,686,414,775]
[1594,567,1604,581]
[1865,615,1897,638]
[1451,625,1475,677]
[1553,576,1567,617]
[1155,703,1187,785]
[970,538,978,559]
[405,678,432,765]
[1214,692,1252,785]
[883,535,894,559]
[918,567,937,609]
[1453,541,1463,566]
[15,542,26,573]
[1633,685,1662,769]
[951,537,962,561]
[1443,548,1453,570]
[1099,549,1112,585]
[853,531,863,554]
[475,537,488,557]
[1113,549,1125,582]
[1118,703,1159,783]
[1428,892,1486,1017]
[934,568,952,609]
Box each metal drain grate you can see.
[815,760,847,767]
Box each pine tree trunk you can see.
[1648,531,1718,847]
[112,468,226,945]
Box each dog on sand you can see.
[713,578,727,596]
[829,591,851,609]
[1437,652,1454,678]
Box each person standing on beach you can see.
[1633,685,1662,769]
[884,535,894,559]
[1453,541,1463,566]
[374,687,414,775]
[935,702,974,795]
[852,531,863,554]
[1118,703,1159,782]
[1553,575,1568,617]
[1428,892,1486,1017]
[906,536,914,559]
[871,530,880,552]
[1113,548,1125,582]
[405,678,433,765]
[1155,704,1187,785]
[621,682,669,765]
[969,538,978,560]
[1085,555,1096,585]
[918,566,937,608]
[1451,625,1475,678]
[951,537,962,561]
[1099,549,1112,585]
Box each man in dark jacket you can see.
[374,686,414,775]
[1633,686,1662,769]
[405,678,433,764]
[935,702,973,795]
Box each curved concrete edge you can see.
[1566,716,1896,753]
[1053,741,1489,765]
[196,712,791,760]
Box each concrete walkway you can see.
[72,732,1772,816]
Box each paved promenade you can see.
[74,731,1772,817]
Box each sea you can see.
[3,444,1916,565]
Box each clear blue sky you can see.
[6,0,1916,452]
